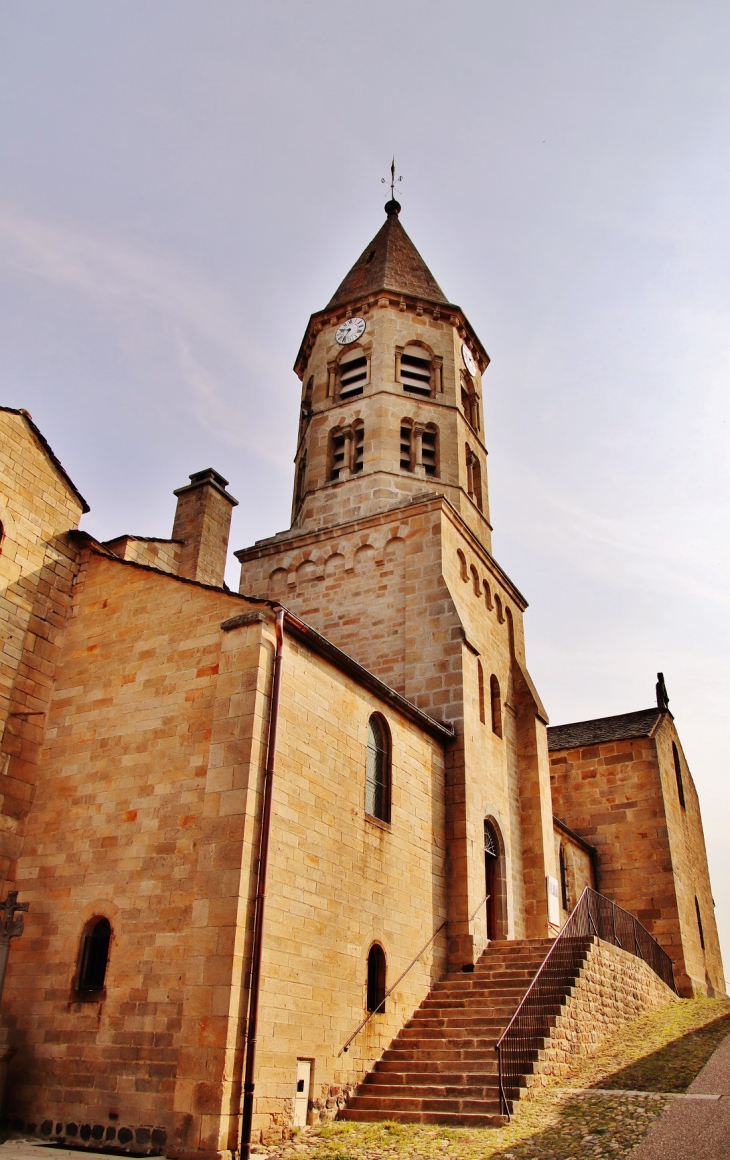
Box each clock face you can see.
[335,317,366,345]
[461,343,477,376]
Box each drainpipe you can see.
[240,607,285,1160]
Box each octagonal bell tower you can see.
[290,199,493,553]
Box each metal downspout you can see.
[240,607,285,1160]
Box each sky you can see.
[1,1,729,976]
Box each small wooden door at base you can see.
[294,1059,311,1127]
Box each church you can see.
[0,197,724,1157]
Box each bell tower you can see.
[289,199,493,553]
[236,199,557,957]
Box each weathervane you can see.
[382,158,403,202]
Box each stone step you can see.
[364,1070,499,1086]
[374,1059,499,1076]
[345,1094,503,1115]
[339,1109,508,1127]
[356,1082,501,1101]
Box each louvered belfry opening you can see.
[352,424,364,474]
[339,348,368,397]
[421,427,438,476]
[400,345,432,395]
[400,423,413,471]
[330,429,346,480]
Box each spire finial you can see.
[382,157,403,215]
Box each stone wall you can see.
[521,937,678,1094]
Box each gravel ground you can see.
[264,1090,673,1160]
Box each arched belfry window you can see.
[366,715,391,823]
[339,346,368,397]
[399,344,432,396]
[400,421,414,471]
[421,425,438,476]
[294,451,307,510]
[77,917,111,992]
[672,742,686,810]
[490,675,502,738]
[352,421,364,474]
[366,943,386,1012]
[461,375,480,431]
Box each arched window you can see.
[457,550,468,582]
[490,675,502,738]
[339,346,368,397]
[0,520,4,554]
[477,660,485,724]
[366,715,391,823]
[366,943,386,1012]
[505,606,515,655]
[470,564,480,596]
[77,917,111,992]
[559,845,569,911]
[461,375,480,431]
[400,421,413,471]
[494,594,504,623]
[400,344,432,396]
[672,742,686,810]
[483,579,493,610]
[695,897,705,951]
[329,427,346,480]
[352,421,364,474]
[466,445,483,511]
[299,376,314,435]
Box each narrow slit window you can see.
[695,897,705,950]
[559,846,569,911]
[400,423,413,471]
[673,742,686,810]
[366,944,386,1012]
[78,917,111,992]
[330,429,346,480]
[472,457,483,511]
[352,424,364,474]
[294,451,307,509]
[421,426,438,476]
[477,660,485,724]
[490,675,502,738]
[366,715,390,822]
[400,345,432,395]
[339,349,368,397]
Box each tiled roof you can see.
[326,203,448,309]
[547,708,664,752]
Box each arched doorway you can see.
[483,819,504,940]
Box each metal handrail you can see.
[495,887,677,1117]
[339,894,490,1056]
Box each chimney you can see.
[172,468,238,587]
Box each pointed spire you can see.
[326,204,449,310]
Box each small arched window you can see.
[483,579,493,610]
[0,520,4,555]
[400,344,432,396]
[457,550,468,582]
[494,594,504,623]
[470,565,480,596]
[505,606,515,655]
[559,845,569,911]
[672,742,686,810]
[400,421,413,471]
[466,445,483,511]
[366,943,386,1012]
[366,715,391,823]
[77,917,111,992]
[695,897,705,951]
[339,347,368,397]
[477,660,485,724]
[490,675,502,738]
[461,376,480,431]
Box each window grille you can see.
[400,346,432,395]
[400,424,413,471]
[366,715,390,822]
[352,424,364,473]
[339,349,368,397]
[78,917,111,992]
[330,430,346,480]
[421,427,437,476]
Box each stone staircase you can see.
[340,938,557,1127]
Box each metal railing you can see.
[495,887,677,1116]
[339,894,490,1056]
